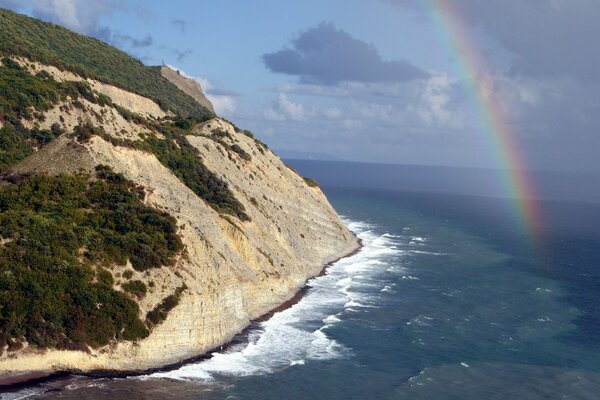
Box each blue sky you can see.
[2,0,599,172]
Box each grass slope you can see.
[0,7,213,120]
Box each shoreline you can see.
[0,236,363,392]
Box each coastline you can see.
[0,235,363,391]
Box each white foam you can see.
[401,275,420,280]
[323,314,341,324]
[144,219,404,383]
[408,250,450,256]
[381,284,397,293]
[407,314,435,326]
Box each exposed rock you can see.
[0,61,357,379]
[161,66,216,114]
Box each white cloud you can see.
[322,107,342,119]
[19,0,123,33]
[277,94,305,120]
[261,94,345,122]
[263,94,305,121]
[33,0,81,28]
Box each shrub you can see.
[146,285,186,326]
[0,167,183,350]
[303,177,319,188]
[146,132,249,221]
[230,144,251,161]
[122,280,147,298]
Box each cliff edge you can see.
[0,8,358,383]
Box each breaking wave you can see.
[145,219,405,382]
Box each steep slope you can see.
[0,7,214,120]
[0,12,358,382]
[161,66,216,114]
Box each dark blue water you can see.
[4,161,600,399]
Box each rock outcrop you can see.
[161,66,216,114]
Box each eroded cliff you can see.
[0,56,358,379]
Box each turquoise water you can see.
[3,162,600,399]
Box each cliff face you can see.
[160,66,216,114]
[0,58,358,377]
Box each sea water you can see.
[3,161,600,399]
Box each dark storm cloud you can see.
[263,22,428,85]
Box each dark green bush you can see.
[230,144,251,161]
[122,280,147,298]
[0,166,185,350]
[303,177,319,187]
[146,285,186,326]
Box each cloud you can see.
[385,0,600,83]
[263,94,305,121]
[112,33,153,49]
[171,19,187,33]
[0,0,126,34]
[263,22,428,85]
[262,94,344,122]
[172,48,193,62]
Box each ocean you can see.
[3,160,600,399]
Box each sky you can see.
[1,0,599,172]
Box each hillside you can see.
[0,8,213,120]
[0,9,358,383]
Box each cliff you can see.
[0,8,358,383]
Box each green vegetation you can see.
[145,132,249,220]
[0,166,184,351]
[146,285,186,327]
[0,8,213,120]
[284,164,320,188]
[227,121,270,154]
[303,177,319,188]
[193,128,253,162]
[0,120,64,172]
[230,144,251,161]
[122,280,147,299]
[82,118,249,221]
[0,57,63,120]
[0,57,105,171]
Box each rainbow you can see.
[424,0,543,242]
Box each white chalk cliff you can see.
[0,59,358,378]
